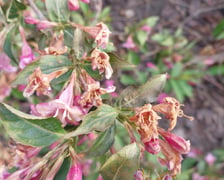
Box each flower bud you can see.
[158,128,190,154]
[68,0,80,11]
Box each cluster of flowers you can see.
[130,98,193,178]
[0,0,194,179]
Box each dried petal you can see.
[90,48,113,79]
[23,67,67,97]
[144,138,160,155]
[153,97,193,131]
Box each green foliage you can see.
[86,125,115,157]
[45,0,70,22]
[13,55,72,85]
[0,103,65,147]
[100,143,140,180]
[6,0,26,22]
[65,104,118,139]
[213,19,224,40]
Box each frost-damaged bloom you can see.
[67,0,90,11]
[79,69,115,108]
[129,104,161,154]
[23,67,67,97]
[73,22,111,49]
[44,31,68,55]
[158,139,182,177]
[19,27,35,69]
[32,71,84,127]
[89,48,113,79]
[158,128,190,154]
[152,97,193,131]
[80,81,115,108]
[0,53,17,73]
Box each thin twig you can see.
[27,0,46,20]
[183,3,224,24]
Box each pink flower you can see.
[122,36,137,50]
[204,58,215,66]
[68,0,90,11]
[31,72,84,127]
[0,53,17,73]
[67,147,82,180]
[158,128,190,154]
[205,153,216,166]
[24,12,58,30]
[144,138,160,154]
[67,162,82,180]
[141,25,151,33]
[19,26,35,69]
[146,62,156,69]
[158,139,183,176]
[104,80,118,97]
[89,48,113,79]
[36,20,58,30]
[23,67,67,97]
[134,170,144,180]
[73,22,111,49]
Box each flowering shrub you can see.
[0,1,193,179]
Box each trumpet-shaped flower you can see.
[89,48,113,79]
[68,0,90,11]
[158,128,190,154]
[31,72,84,127]
[73,22,111,49]
[23,67,67,97]
[19,27,35,69]
[158,139,182,177]
[152,97,193,131]
[0,53,17,73]
[130,104,160,144]
[79,81,115,108]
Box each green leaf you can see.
[45,0,70,22]
[83,63,102,80]
[3,26,18,65]
[136,30,148,46]
[13,55,72,85]
[54,158,71,180]
[120,74,136,86]
[170,63,183,78]
[151,31,173,46]
[0,103,65,147]
[6,0,26,22]
[119,74,167,106]
[108,52,136,70]
[207,65,224,75]
[170,79,184,102]
[100,143,140,180]
[65,104,118,139]
[178,80,193,98]
[213,20,224,40]
[141,16,159,27]
[86,125,115,157]
[127,51,140,65]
